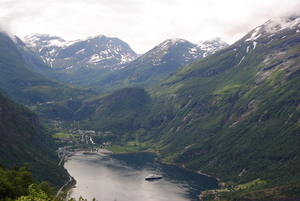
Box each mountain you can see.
[0,91,69,187]
[24,34,137,72]
[197,37,230,57]
[24,34,228,91]
[0,31,99,122]
[24,34,138,87]
[143,16,300,185]
[0,32,59,104]
[72,16,300,193]
[14,36,70,82]
[74,38,229,91]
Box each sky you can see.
[1,0,300,54]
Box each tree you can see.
[15,184,49,201]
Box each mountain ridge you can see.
[24,33,138,72]
[23,34,228,90]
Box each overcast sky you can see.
[1,0,299,53]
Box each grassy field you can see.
[106,141,154,153]
[236,178,266,190]
[52,132,69,138]
[52,132,80,138]
[106,145,140,153]
[200,178,267,200]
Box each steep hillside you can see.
[74,87,150,132]
[0,91,68,187]
[14,36,70,82]
[0,32,58,103]
[0,32,98,120]
[141,16,300,185]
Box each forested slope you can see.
[0,91,69,187]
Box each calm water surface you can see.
[64,152,218,201]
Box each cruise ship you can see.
[145,174,162,180]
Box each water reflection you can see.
[64,152,218,201]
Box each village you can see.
[55,129,115,163]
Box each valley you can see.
[0,15,300,200]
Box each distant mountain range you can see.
[24,34,228,90]
[24,34,228,72]
[95,38,228,89]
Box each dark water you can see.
[64,152,218,201]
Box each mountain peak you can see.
[171,38,187,44]
[85,34,105,40]
[243,16,300,43]
[197,37,229,57]
[264,16,300,33]
[24,33,137,72]
[24,33,67,49]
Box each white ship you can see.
[145,174,162,180]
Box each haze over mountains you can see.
[1,15,300,200]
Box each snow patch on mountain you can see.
[24,33,137,72]
[244,16,300,43]
[76,49,85,54]
[265,17,300,33]
[245,27,262,42]
[197,37,229,57]
[171,38,186,44]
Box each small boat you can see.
[145,174,162,180]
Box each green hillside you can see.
[0,32,98,121]
[0,33,57,103]
[0,91,69,187]
[72,18,300,191]
[74,87,150,132]
[141,20,300,187]
[14,36,70,83]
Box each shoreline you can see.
[71,149,221,183]
[64,149,221,200]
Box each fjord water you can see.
[64,152,218,201]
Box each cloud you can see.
[0,16,17,42]
[1,0,300,53]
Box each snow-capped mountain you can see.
[227,16,300,73]
[96,38,229,89]
[197,37,229,57]
[23,33,228,90]
[130,37,228,71]
[138,38,205,67]
[24,34,138,72]
[241,16,300,43]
